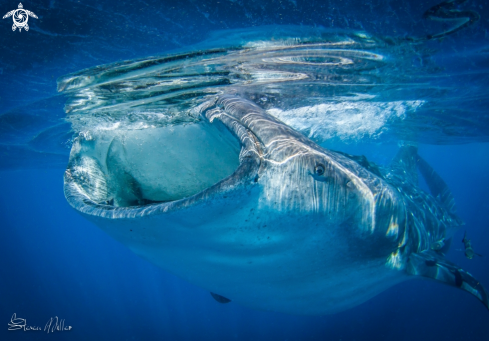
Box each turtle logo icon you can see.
[3,3,37,32]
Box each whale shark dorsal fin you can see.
[392,145,419,184]
[417,155,457,214]
[210,292,231,304]
[407,251,489,311]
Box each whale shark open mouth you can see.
[64,103,256,209]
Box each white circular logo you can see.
[2,3,37,32]
[13,9,28,27]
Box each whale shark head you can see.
[64,94,414,314]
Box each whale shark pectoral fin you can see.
[210,292,232,304]
[407,251,489,311]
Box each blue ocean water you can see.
[1,0,489,340]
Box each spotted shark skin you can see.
[64,95,488,315]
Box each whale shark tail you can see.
[407,250,489,311]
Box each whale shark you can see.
[64,94,489,315]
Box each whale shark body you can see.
[64,94,488,315]
[59,28,488,314]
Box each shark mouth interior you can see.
[66,117,241,207]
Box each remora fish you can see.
[462,232,483,259]
[64,95,488,315]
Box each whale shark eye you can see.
[314,164,325,176]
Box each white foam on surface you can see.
[267,100,424,142]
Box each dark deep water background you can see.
[1,0,489,340]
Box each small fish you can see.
[462,232,483,260]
